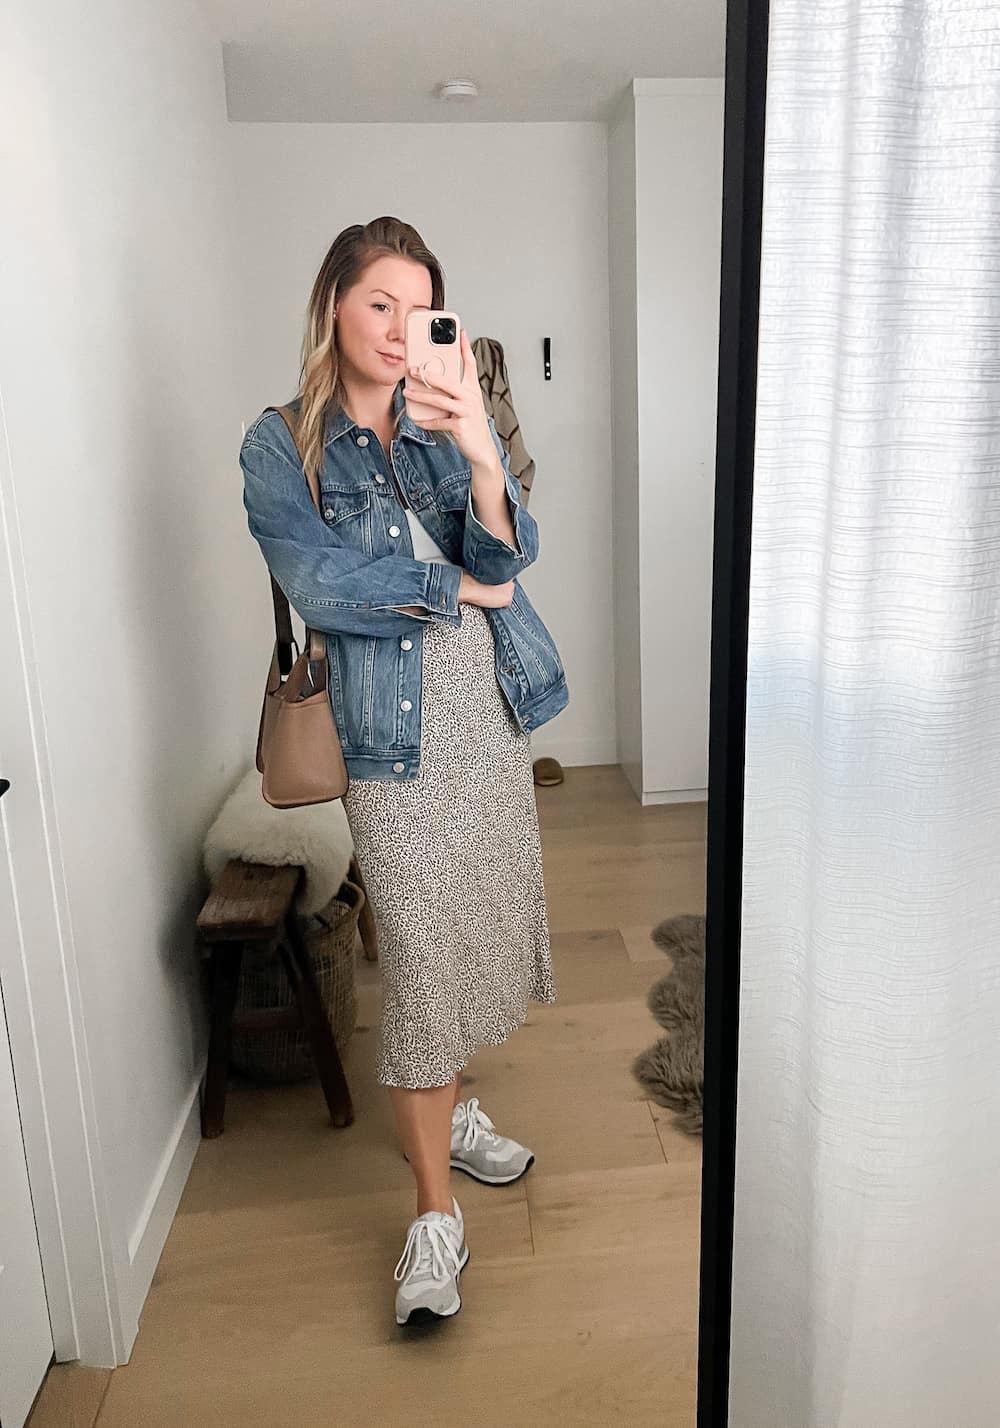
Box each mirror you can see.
[2,2,728,1424]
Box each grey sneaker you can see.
[393,1197,470,1326]
[449,1097,535,1185]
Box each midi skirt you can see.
[341,601,557,1089]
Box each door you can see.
[0,780,53,1428]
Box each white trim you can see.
[641,787,708,806]
[121,1079,202,1347]
[632,78,725,97]
[0,380,125,1368]
[127,1080,200,1266]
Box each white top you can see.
[406,507,458,566]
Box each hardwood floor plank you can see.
[26,1364,110,1428]
[87,769,705,1427]
[96,1334,698,1428]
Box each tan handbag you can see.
[255,405,350,808]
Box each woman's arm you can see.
[459,416,540,584]
[240,425,464,639]
[402,335,541,585]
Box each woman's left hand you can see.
[403,329,499,471]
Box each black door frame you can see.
[697,0,770,1423]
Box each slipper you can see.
[532,757,564,786]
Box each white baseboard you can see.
[121,1076,202,1358]
[641,787,708,806]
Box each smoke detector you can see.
[436,79,480,102]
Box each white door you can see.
[0,794,53,1428]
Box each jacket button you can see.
[356,434,369,447]
[374,473,386,483]
[389,525,401,537]
[400,638,413,650]
[323,507,335,521]
[392,761,405,773]
[400,699,412,711]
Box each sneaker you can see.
[393,1196,470,1326]
[449,1097,535,1185]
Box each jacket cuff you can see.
[465,470,531,564]
[427,559,462,612]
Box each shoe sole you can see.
[396,1247,471,1327]
[449,1154,535,1185]
[402,1151,536,1186]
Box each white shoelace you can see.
[454,1096,500,1153]
[393,1217,462,1285]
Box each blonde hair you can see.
[295,216,447,485]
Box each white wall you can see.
[1,0,263,1357]
[608,89,644,798]
[609,80,724,803]
[227,121,616,769]
[635,80,723,797]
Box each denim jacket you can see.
[240,383,569,780]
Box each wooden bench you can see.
[197,857,374,1137]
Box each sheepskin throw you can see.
[202,767,355,916]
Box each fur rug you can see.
[630,913,705,1136]
[202,766,355,916]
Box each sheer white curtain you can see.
[729,3,1000,1425]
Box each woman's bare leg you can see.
[453,1070,463,1111]
[389,1073,461,1217]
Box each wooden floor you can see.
[28,764,706,1428]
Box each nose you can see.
[387,311,405,344]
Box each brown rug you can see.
[630,913,705,1136]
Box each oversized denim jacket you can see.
[240,383,569,780]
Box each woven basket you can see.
[230,877,363,1084]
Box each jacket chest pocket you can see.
[318,489,373,554]
[436,471,471,513]
[433,478,470,550]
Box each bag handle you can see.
[264,404,326,665]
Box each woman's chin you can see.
[341,355,401,390]
[369,367,402,390]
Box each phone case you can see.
[404,310,464,424]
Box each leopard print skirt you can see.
[341,601,557,1089]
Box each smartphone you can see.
[404,310,463,424]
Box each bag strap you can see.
[264,404,325,666]
[268,404,323,510]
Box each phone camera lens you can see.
[430,317,457,345]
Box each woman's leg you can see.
[389,1072,461,1217]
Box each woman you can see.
[239,217,569,1328]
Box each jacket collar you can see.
[322,382,435,447]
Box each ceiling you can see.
[203,0,725,124]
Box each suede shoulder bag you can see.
[255,404,350,807]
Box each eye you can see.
[373,303,390,313]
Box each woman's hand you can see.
[403,330,500,472]
[458,572,515,609]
